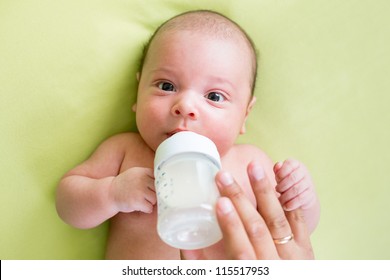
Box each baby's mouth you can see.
[167,129,188,137]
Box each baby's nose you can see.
[171,98,198,120]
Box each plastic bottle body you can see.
[155,153,222,249]
[154,132,222,249]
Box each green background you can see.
[1,0,389,259]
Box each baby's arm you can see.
[273,159,320,233]
[56,134,156,229]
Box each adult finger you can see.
[215,171,278,259]
[180,249,207,260]
[285,210,315,259]
[215,197,256,259]
[247,161,295,256]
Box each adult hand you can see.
[181,161,314,260]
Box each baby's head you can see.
[134,10,258,156]
[139,10,258,95]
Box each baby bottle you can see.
[154,131,222,250]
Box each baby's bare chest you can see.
[119,145,155,172]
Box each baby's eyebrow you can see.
[208,76,236,91]
[149,67,176,76]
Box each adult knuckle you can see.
[252,180,270,194]
[292,209,306,223]
[247,219,267,238]
[268,215,289,230]
[229,188,246,201]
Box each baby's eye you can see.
[206,92,226,102]
[158,82,176,92]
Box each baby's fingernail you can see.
[251,164,265,181]
[218,197,234,215]
[219,171,234,186]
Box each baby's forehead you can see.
[153,28,248,51]
[155,13,247,44]
[150,17,253,64]
[141,11,258,94]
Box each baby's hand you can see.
[274,159,316,211]
[111,167,156,214]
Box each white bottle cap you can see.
[154,131,221,176]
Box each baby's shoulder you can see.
[107,132,154,169]
[100,132,145,148]
[232,143,273,164]
[104,131,142,143]
[93,132,149,158]
[228,144,275,177]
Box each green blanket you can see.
[1,0,389,259]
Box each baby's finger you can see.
[274,159,300,181]
[145,188,157,205]
[144,167,155,178]
[136,199,154,213]
[273,162,283,182]
[276,168,306,193]
[278,182,309,206]
[282,188,315,211]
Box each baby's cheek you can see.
[212,137,234,157]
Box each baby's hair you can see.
[138,10,258,95]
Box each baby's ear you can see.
[240,96,257,134]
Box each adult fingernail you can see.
[251,164,265,181]
[219,171,234,186]
[218,197,234,215]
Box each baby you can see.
[56,10,320,259]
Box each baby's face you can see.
[135,30,255,156]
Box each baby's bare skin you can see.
[102,132,272,259]
[56,11,320,259]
